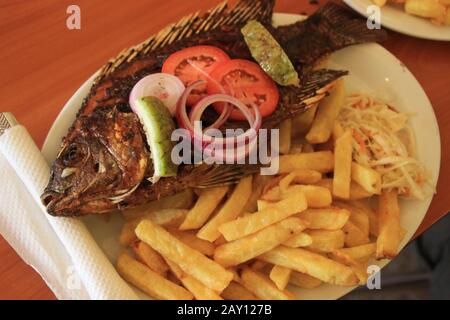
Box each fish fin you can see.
[182,163,261,188]
[261,69,348,129]
[97,0,274,82]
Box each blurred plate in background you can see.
[344,0,450,41]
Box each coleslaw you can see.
[338,93,433,200]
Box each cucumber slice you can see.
[133,96,178,182]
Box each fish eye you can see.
[62,143,87,166]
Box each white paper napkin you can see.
[0,125,138,300]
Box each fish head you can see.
[41,107,148,216]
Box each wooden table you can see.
[0,0,449,300]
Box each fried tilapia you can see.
[41,0,387,216]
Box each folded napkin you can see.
[0,125,138,300]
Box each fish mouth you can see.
[41,191,65,216]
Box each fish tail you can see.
[276,3,387,73]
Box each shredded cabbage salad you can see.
[338,93,433,200]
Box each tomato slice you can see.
[161,45,230,106]
[206,59,279,121]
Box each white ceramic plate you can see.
[42,13,440,300]
[344,0,450,41]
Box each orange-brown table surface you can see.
[0,0,449,300]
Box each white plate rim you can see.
[344,0,450,41]
[41,12,441,300]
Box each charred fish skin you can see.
[42,0,388,217]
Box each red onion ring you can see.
[176,80,262,163]
[186,60,232,128]
[129,73,185,116]
[190,93,261,145]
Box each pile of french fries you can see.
[115,79,406,300]
[372,0,450,25]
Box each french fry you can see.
[352,200,379,236]
[330,250,369,285]
[283,232,313,248]
[289,271,322,289]
[288,139,304,154]
[121,189,193,221]
[302,142,315,153]
[376,190,403,259]
[119,209,188,246]
[332,120,345,141]
[257,199,271,211]
[287,138,316,154]
[333,243,376,264]
[136,220,233,292]
[262,185,332,208]
[333,129,353,199]
[240,267,293,300]
[335,201,370,238]
[167,228,215,257]
[260,187,281,201]
[270,265,292,290]
[258,246,359,286]
[214,235,228,246]
[131,241,169,277]
[279,169,322,191]
[279,119,292,155]
[351,162,381,195]
[250,260,268,271]
[164,258,223,300]
[277,151,334,174]
[197,176,252,242]
[292,185,332,208]
[306,79,345,144]
[116,253,193,300]
[240,211,253,218]
[291,104,318,138]
[262,175,286,195]
[296,207,350,230]
[315,178,373,200]
[405,0,446,19]
[218,193,307,241]
[214,217,307,267]
[244,174,272,213]
[343,220,370,247]
[305,230,345,253]
[221,281,258,300]
[141,208,188,227]
[351,260,369,285]
[179,186,229,230]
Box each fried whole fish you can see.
[42,0,387,216]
